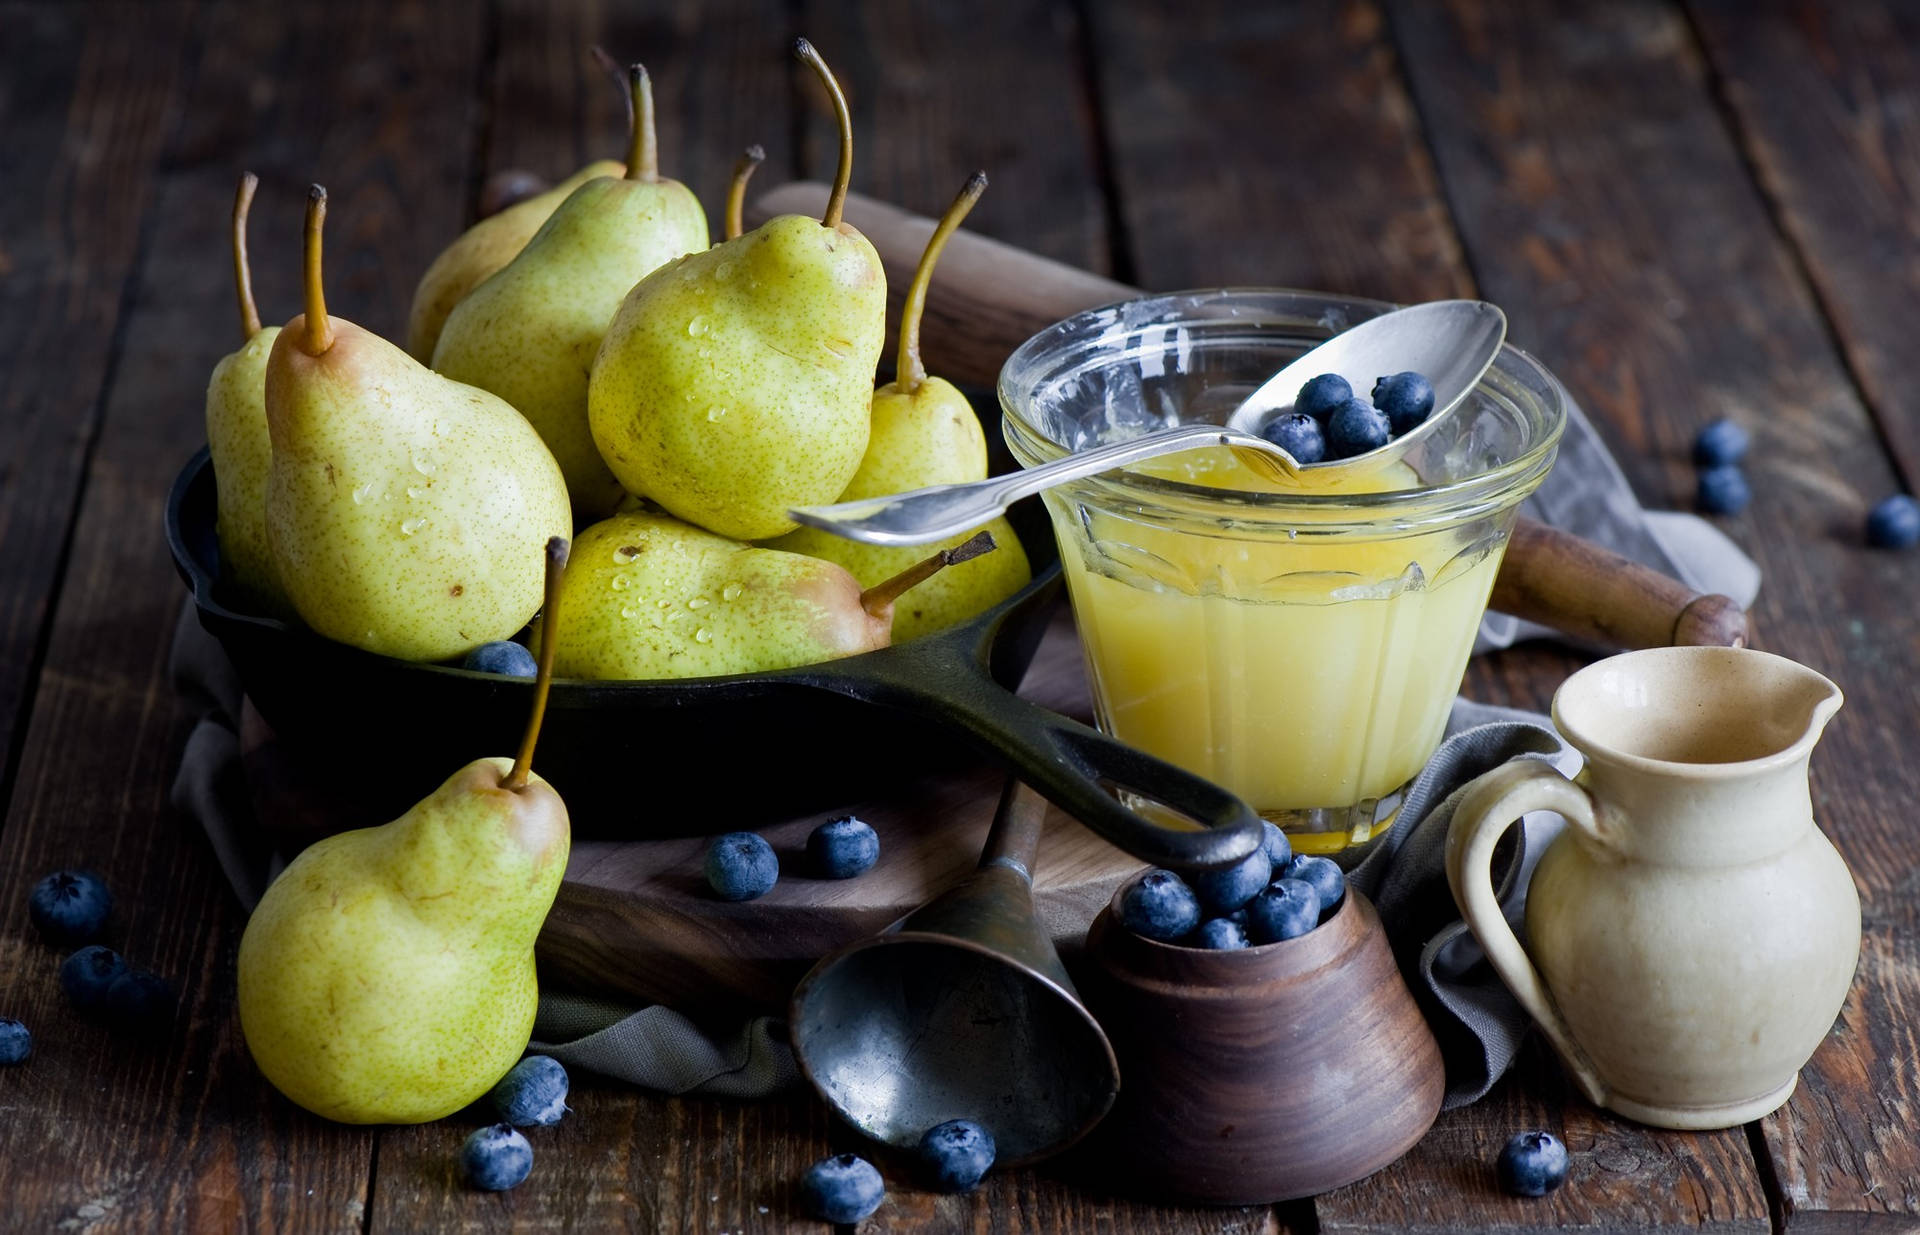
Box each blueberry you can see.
[704,832,778,901]
[1190,847,1273,915]
[918,1119,996,1193]
[799,1152,885,1223]
[1496,1130,1570,1197]
[1325,398,1391,459]
[1245,879,1321,943]
[1193,917,1249,950]
[807,815,880,880]
[1280,854,1346,919]
[0,1018,29,1065]
[490,1055,570,1127]
[1294,373,1353,419]
[1692,417,1750,467]
[1371,372,1436,436]
[1697,465,1751,515]
[28,870,112,946]
[1260,411,1326,464]
[461,1123,534,1191]
[1118,869,1202,942]
[461,640,538,677]
[1866,495,1920,550]
[1261,821,1293,871]
[60,946,127,1014]
[105,970,175,1029]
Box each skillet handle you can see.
[800,640,1267,871]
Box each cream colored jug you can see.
[1446,646,1858,1130]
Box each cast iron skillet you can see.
[166,448,1265,869]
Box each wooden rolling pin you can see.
[747,183,1748,652]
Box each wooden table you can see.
[3,1,1917,1230]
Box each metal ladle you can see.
[789,299,1507,547]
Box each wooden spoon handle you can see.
[748,182,1750,652]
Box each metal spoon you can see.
[789,299,1507,548]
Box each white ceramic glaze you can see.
[1446,646,1859,1130]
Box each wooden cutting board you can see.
[240,607,1146,1019]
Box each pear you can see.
[205,172,295,620]
[723,143,765,241]
[588,40,886,541]
[265,185,572,662]
[239,539,572,1124]
[433,64,708,519]
[770,173,1032,640]
[539,511,993,679]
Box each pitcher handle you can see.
[1444,759,1611,1109]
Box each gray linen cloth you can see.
[168,392,1756,1105]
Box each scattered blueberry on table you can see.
[1496,1130,1570,1197]
[1190,846,1273,916]
[1696,464,1751,515]
[104,971,176,1030]
[1692,417,1749,468]
[1117,869,1203,942]
[28,870,112,946]
[806,815,880,879]
[1326,397,1392,460]
[491,1055,570,1127]
[1261,411,1326,464]
[461,640,538,677]
[704,832,779,901]
[60,945,127,1014]
[461,1123,534,1191]
[1866,494,1920,550]
[918,1119,996,1193]
[1193,917,1250,950]
[799,1152,885,1223]
[0,1018,30,1065]
[1372,371,1436,435]
[1293,373,1353,419]
[1280,854,1346,920]
[1245,879,1321,943]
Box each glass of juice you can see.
[1000,290,1566,853]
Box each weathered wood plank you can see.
[0,1,485,1229]
[1384,0,1920,1230]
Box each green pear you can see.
[206,172,295,620]
[588,40,886,541]
[433,65,708,519]
[770,174,1031,640]
[265,186,572,662]
[239,540,573,1124]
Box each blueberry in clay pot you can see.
[1193,917,1250,950]
[1294,373,1352,419]
[28,870,112,946]
[491,1055,570,1127]
[1697,465,1750,515]
[799,1153,885,1223]
[1497,1130,1570,1197]
[461,1124,534,1191]
[0,1018,29,1065]
[461,640,538,677]
[704,832,778,901]
[807,815,879,879]
[105,970,176,1030]
[1118,869,1202,942]
[1326,397,1391,460]
[1281,854,1346,919]
[1692,417,1749,467]
[1261,821,1292,870]
[1371,371,1435,436]
[919,1119,996,1193]
[1245,879,1321,943]
[60,945,127,1014]
[1190,846,1273,916]
[1261,411,1325,464]
[1866,495,1920,549]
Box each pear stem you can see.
[724,144,766,241]
[858,530,996,619]
[505,536,570,791]
[298,184,333,356]
[897,171,986,394]
[590,44,635,141]
[624,64,659,182]
[232,172,262,341]
[794,39,852,230]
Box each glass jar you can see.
[1001,290,1566,853]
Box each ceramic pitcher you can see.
[1446,646,1858,1130]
